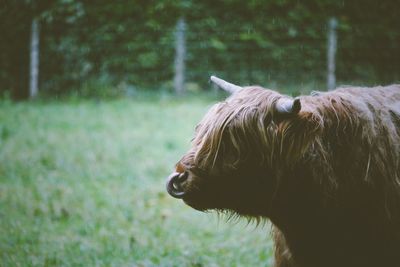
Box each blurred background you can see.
[1,0,399,99]
[0,0,399,266]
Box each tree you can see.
[0,0,399,98]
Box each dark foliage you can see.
[0,0,399,98]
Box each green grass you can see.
[0,95,274,267]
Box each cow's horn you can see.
[276,98,301,115]
[210,76,242,94]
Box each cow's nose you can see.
[166,172,188,199]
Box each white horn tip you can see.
[209,75,242,94]
[210,75,223,84]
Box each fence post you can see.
[29,16,40,99]
[174,17,186,95]
[327,17,337,91]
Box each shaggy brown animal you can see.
[166,76,400,267]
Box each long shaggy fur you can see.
[175,84,400,267]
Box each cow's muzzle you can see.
[166,172,188,199]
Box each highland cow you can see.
[166,76,400,267]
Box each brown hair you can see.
[188,85,400,212]
[176,84,400,266]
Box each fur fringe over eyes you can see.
[191,86,320,172]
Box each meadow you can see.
[0,94,274,267]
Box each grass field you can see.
[0,95,274,267]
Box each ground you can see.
[0,94,273,267]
